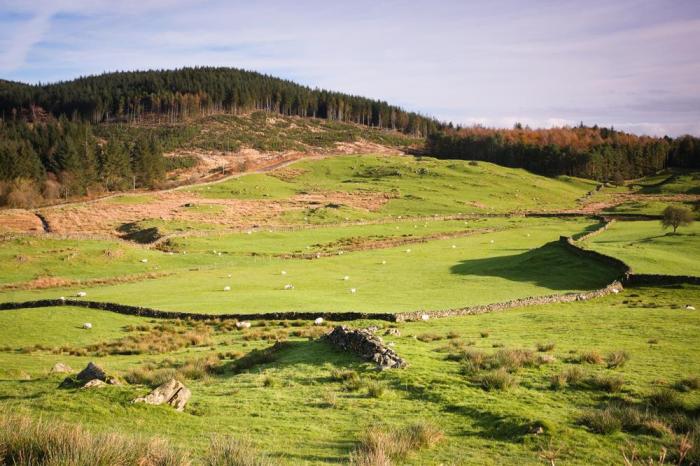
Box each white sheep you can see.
[421,314,430,321]
[687,305,696,311]
[217,252,222,256]
[612,288,620,294]
[381,260,387,265]
[82,323,92,329]
[227,274,232,278]
[140,258,148,263]
[59,296,65,301]
[316,253,321,258]
[489,240,495,244]
[284,284,294,290]
[405,248,411,253]
[223,286,231,291]
[338,251,344,255]
[76,291,87,297]
[314,317,324,325]
[343,276,350,281]
[350,288,357,294]
[236,321,251,329]
[451,245,457,249]
[281,270,287,275]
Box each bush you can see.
[673,376,700,392]
[578,350,604,364]
[476,369,518,391]
[606,350,630,369]
[536,342,555,352]
[205,435,277,466]
[349,422,443,465]
[0,413,188,465]
[479,331,490,338]
[589,374,625,393]
[579,409,622,434]
[366,380,387,398]
[261,374,277,388]
[647,389,684,411]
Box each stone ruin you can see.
[325,326,407,370]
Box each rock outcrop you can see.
[133,379,191,412]
[325,326,407,370]
[59,362,118,388]
[50,362,73,374]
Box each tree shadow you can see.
[449,241,617,291]
[444,404,546,442]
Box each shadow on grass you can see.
[444,404,548,442]
[449,242,618,291]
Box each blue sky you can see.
[1,0,699,136]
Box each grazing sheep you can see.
[350,288,357,294]
[421,314,430,321]
[687,305,696,311]
[140,258,148,263]
[343,276,350,281]
[223,286,231,291]
[217,252,222,256]
[82,323,92,329]
[314,317,324,325]
[489,240,495,244]
[281,270,287,275]
[405,249,411,253]
[338,251,344,255]
[381,260,387,265]
[236,321,251,329]
[451,245,457,249]
[316,253,321,258]
[227,274,232,278]
[284,284,294,290]
[76,291,87,297]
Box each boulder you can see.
[133,379,191,412]
[50,362,73,374]
[82,379,107,389]
[60,362,107,388]
[384,328,401,337]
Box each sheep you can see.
[140,258,148,263]
[82,323,92,329]
[338,251,344,255]
[381,260,387,265]
[405,248,411,253]
[59,296,65,301]
[687,305,696,311]
[343,276,350,281]
[246,230,252,235]
[451,245,457,249]
[223,286,231,291]
[611,288,620,294]
[217,252,222,256]
[350,288,357,294]
[284,284,294,290]
[314,317,324,325]
[236,321,251,329]
[316,253,321,258]
[421,314,430,321]
[227,274,232,278]
[76,291,87,297]
[281,270,287,275]
[489,240,495,244]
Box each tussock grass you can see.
[349,422,443,465]
[475,368,518,391]
[536,342,556,352]
[205,435,277,466]
[588,374,625,393]
[0,413,188,465]
[125,355,221,386]
[366,380,387,398]
[673,376,700,392]
[576,350,604,365]
[416,333,443,343]
[606,350,630,369]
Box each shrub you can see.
[0,413,188,465]
[589,374,625,393]
[261,374,276,388]
[673,376,700,392]
[476,369,518,391]
[446,331,460,339]
[366,380,387,398]
[491,349,536,371]
[479,331,490,338]
[536,342,555,352]
[349,422,443,465]
[578,350,604,364]
[606,350,630,369]
[579,409,622,434]
[205,435,276,466]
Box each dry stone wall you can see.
[325,325,407,369]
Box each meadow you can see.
[0,153,698,465]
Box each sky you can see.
[1,0,699,136]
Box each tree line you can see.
[0,117,163,207]
[427,125,700,181]
[0,67,442,136]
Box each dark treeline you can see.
[0,67,442,136]
[0,118,163,207]
[427,125,700,181]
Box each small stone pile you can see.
[59,362,121,388]
[325,326,407,370]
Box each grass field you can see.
[1,285,698,464]
[1,152,699,465]
[1,218,619,314]
[584,220,700,275]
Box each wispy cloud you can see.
[0,0,698,136]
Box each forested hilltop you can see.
[0,67,699,208]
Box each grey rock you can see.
[325,326,407,370]
[133,379,191,412]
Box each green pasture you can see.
[583,220,700,275]
[0,285,698,464]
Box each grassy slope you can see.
[0,285,698,464]
[583,220,700,275]
[188,155,596,216]
[1,218,619,314]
